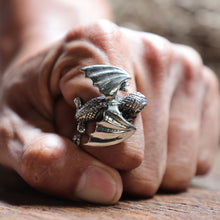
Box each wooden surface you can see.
[0,151,220,220]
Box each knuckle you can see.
[203,66,219,92]
[140,171,163,196]
[175,45,203,82]
[89,19,121,41]
[196,159,212,175]
[196,152,213,175]
[118,150,143,170]
[142,33,172,77]
[86,20,124,59]
[133,182,158,197]
[66,19,121,50]
[21,137,66,188]
[141,177,161,197]
[0,123,12,140]
[163,164,193,191]
[0,115,15,147]
[123,173,160,197]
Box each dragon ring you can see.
[73,65,147,147]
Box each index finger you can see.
[50,20,146,170]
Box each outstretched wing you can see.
[81,65,131,98]
[85,105,136,147]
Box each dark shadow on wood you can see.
[0,166,88,207]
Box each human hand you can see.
[0,20,219,204]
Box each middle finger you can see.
[121,33,175,196]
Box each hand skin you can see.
[0,1,219,204]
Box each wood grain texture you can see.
[0,151,219,220]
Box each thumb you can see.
[17,133,122,204]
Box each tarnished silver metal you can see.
[73,65,147,147]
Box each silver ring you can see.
[73,65,147,147]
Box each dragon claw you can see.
[74,97,82,109]
[73,134,81,146]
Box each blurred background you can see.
[108,0,220,79]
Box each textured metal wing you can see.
[85,105,136,147]
[81,65,131,98]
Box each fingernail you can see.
[75,166,117,204]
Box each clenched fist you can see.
[0,19,219,204]
[0,0,219,204]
